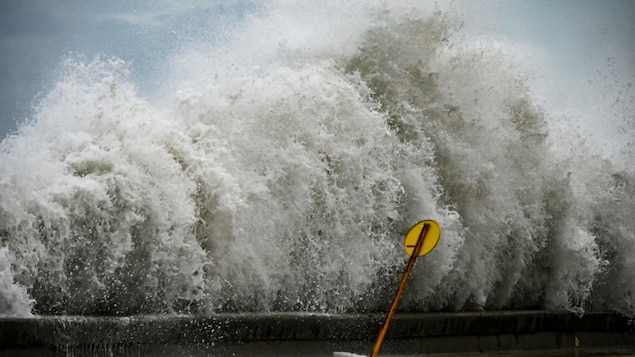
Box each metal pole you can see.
[370,222,429,357]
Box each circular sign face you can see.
[403,219,441,257]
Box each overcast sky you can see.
[0,0,253,138]
[1,1,633,158]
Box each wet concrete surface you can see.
[1,311,634,356]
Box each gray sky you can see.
[0,0,251,137]
[1,1,633,158]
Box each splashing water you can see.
[0,2,633,317]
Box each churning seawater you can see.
[0,1,633,320]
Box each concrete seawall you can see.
[1,311,634,355]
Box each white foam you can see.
[333,352,367,357]
[0,0,633,317]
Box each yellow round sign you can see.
[403,219,441,257]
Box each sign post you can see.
[370,220,440,357]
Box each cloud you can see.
[106,11,166,27]
[103,1,251,27]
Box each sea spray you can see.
[0,247,33,316]
[0,1,633,317]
